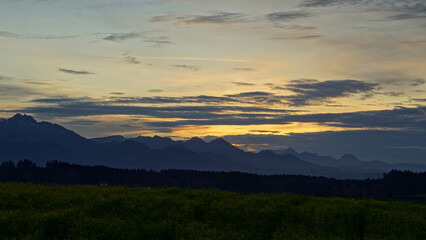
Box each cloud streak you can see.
[266,11,312,22]
[274,79,378,106]
[151,12,250,25]
[58,68,94,75]
[0,31,76,40]
[233,68,256,72]
[231,81,256,86]
[13,96,426,132]
[103,32,172,46]
[173,65,199,71]
[300,0,426,21]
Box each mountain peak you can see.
[187,137,206,143]
[9,114,37,125]
[285,147,298,155]
[209,138,232,146]
[340,154,360,162]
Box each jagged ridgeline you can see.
[1,114,425,179]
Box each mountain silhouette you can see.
[272,147,426,173]
[1,114,424,178]
[0,114,93,148]
[91,135,126,144]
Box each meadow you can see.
[0,183,424,240]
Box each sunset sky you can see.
[1,0,425,163]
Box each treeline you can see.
[1,160,425,199]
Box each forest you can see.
[1,160,425,201]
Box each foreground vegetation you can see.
[0,183,425,240]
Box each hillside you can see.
[0,183,424,240]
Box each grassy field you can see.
[0,183,424,240]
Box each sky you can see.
[0,0,425,163]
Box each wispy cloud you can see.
[387,12,426,20]
[0,31,76,40]
[266,35,322,41]
[300,0,426,21]
[151,12,250,25]
[271,79,378,106]
[148,89,164,93]
[266,11,312,22]
[103,32,142,42]
[231,81,256,86]
[103,32,172,46]
[173,65,199,71]
[233,68,256,72]
[412,79,426,86]
[15,99,426,132]
[58,68,94,75]
[300,0,355,8]
[123,54,140,64]
[0,84,42,98]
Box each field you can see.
[0,183,425,240]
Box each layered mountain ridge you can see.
[0,114,424,179]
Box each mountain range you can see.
[0,114,424,179]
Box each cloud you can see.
[148,89,163,93]
[266,35,322,40]
[103,32,142,42]
[143,36,172,46]
[137,106,426,131]
[10,94,426,137]
[225,91,283,104]
[29,97,90,103]
[60,119,101,126]
[151,12,250,25]
[233,68,256,72]
[123,55,140,64]
[412,79,426,86]
[58,68,94,75]
[103,32,172,46]
[266,11,312,22]
[300,0,357,7]
[275,79,378,106]
[0,75,47,98]
[9,98,292,122]
[226,91,272,98]
[74,79,377,108]
[110,92,125,95]
[109,95,239,104]
[24,79,378,109]
[249,130,280,134]
[300,0,426,21]
[289,106,426,130]
[231,81,256,86]
[387,12,426,20]
[173,65,199,71]
[0,31,76,40]
[379,91,404,97]
[0,75,12,81]
[0,84,43,98]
